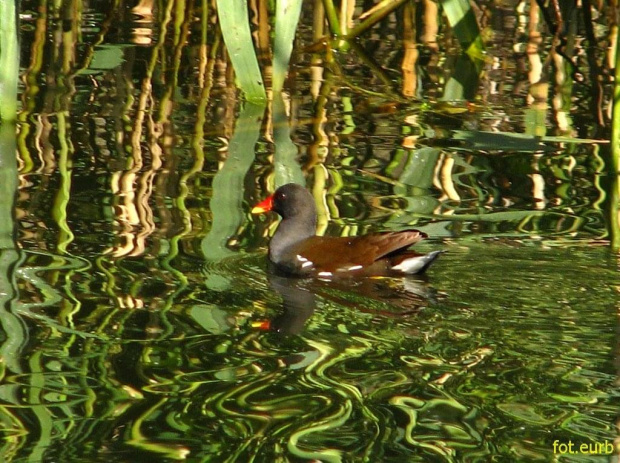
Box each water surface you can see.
[2,0,618,461]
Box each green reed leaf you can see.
[273,0,304,94]
[439,0,484,101]
[439,0,485,60]
[0,0,19,122]
[216,0,266,102]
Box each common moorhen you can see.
[252,183,441,278]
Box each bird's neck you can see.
[269,212,316,263]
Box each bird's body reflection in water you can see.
[261,272,439,336]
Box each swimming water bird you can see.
[252,183,441,278]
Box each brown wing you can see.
[289,230,427,273]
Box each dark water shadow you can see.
[265,272,439,335]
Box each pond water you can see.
[2,0,619,461]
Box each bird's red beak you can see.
[251,320,271,330]
[251,194,274,214]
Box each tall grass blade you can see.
[0,0,19,122]
[440,0,485,60]
[273,0,304,94]
[216,0,266,102]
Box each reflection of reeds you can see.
[611,25,620,250]
[13,0,612,260]
[0,124,22,380]
[401,2,418,98]
[6,2,618,456]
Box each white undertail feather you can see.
[392,251,443,274]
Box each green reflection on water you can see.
[1,242,618,461]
